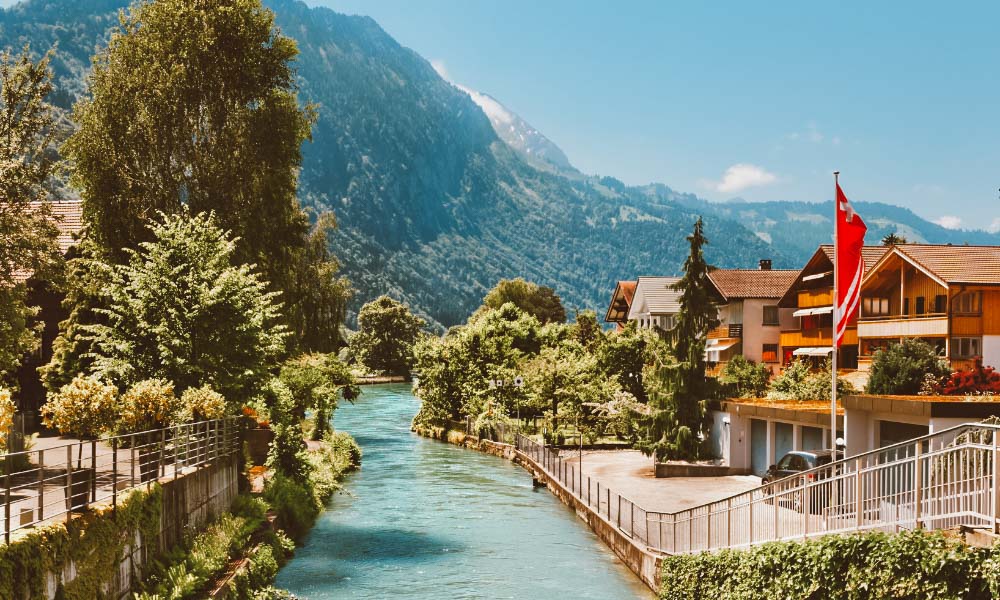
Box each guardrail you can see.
[0,417,241,543]
[518,422,1000,555]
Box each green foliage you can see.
[306,431,362,504]
[478,278,567,324]
[263,473,318,541]
[349,295,426,375]
[266,422,311,484]
[0,388,13,451]
[62,0,347,352]
[0,46,61,379]
[181,385,227,422]
[117,379,184,434]
[866,339,951,395]
[660,529,989,600]
[0,485,162,600]
[640,218,719,461]
[40,374,117,439]
[596,323,663,403]
[83,211,287,399]
[720,355,771,398]
[522,341,619,428]
[767,359,855,401]
[279,353,357,438]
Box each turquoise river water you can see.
[274,384,654,599]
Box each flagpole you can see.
[832,171,839,462]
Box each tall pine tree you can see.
[639,218,719,461]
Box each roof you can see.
[11,200,83,284]
[627,276,682,319]
[707,268,799,300]
[604,280,637,323]
[819,244,889,271]
[868,244,1000,286]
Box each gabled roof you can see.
[11,200,83,284]
[604,280,637,323]
[707,268,799,300]
[778,244,888,308]
[865,244,1000,286]
[627,276,682,319]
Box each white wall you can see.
[742,298,784,366]
[984,335,1000,368]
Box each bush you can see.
[266,422,311,484]
[937,363,1000,396]
[41,375,118,438]
[0,388,15,452]
[263,474,319,540]
[866,339,950,395]
[118,378,185,434]
[719,356,770,398]
[766,359,854,401]
[181,385,227,422]
[660,529,989,600]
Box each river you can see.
[274,383,654,599]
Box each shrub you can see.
[263,473,319,540]
[266,422,311,484]
[766,359,854,401]
[41,375,117,438]
[866,339,950,395]
[181,384,227,422]
[719,356,770,398]
[0,388,14,452]
[937,364,1000,396]
[660,529,989,600]
[118,379,185,434]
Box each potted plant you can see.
[41,375,117,511]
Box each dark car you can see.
[761,450,834,486]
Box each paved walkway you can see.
[561,449,760,513]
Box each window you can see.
[863,297,890,316]
[762,305,779,326]
[915,296,925,315]
[903,298,910,316]
[951,337,982,359]
[934,295,947,314]
[762,344,778,363]
[953,291,982,315]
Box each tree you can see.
[767,358,855,400]
[279,353,358,438]
[866,339,950,396]
[881,232,908,246]
[0,47,61,380]
[521,341,618,432]
[83,211,288,401]
[596,323,661,403]
[640,218,720,461]
[41,375,117,440]
[478,278,566,324]
[62,0,343,352]
[720,355,771,398]
[349,296,426,375]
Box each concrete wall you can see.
[35,454,240,600]
[741,298,788,366]
[984,335,1000,368]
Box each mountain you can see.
[3,0,996,331]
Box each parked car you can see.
[762,450,835,514]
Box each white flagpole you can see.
[832,171,840,462]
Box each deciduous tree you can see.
[478,278,566,324]
[349,296,426,376]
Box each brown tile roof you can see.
[886,244,1000,285]
[11,200,83,284]
[819,244,888,271]
[708,268,799,300]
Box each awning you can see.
[706,340,738,353]
[792,306,834,317]
[792,347,815,356]
[792,346,834,357]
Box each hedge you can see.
[660,529,1000,600]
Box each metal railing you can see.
[517,422,1000,555]
[0,417,240,543]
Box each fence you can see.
[0,417,241,543]
[517,422,1000,555]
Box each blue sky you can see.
[314,0,1000,231]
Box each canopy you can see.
[792,347,834,357]
[792,306,834,317]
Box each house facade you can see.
[626,276,682,334]
[704,262,798,369]
[603,280,637,330]
[856,244,1000,371]
[778,245,887,370]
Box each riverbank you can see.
[411,420,663,592]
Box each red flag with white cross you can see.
[834,182,867,347]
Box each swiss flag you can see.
[834,183,867,347]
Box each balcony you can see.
[780,327,857,348]
[707,323,743,339]
[857,314,948,339]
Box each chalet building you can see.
[856,244,1000,371]
[704,260,799,370]
[626,276,682,334]
[777,245,887,369]
[603,280,637,330]
[12,201,83,418]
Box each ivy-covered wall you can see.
[0,453,240,600]
[660,529,1000,600]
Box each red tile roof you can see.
[11,200,83,283]
[708,268,799,300]
[888,244,1000,285]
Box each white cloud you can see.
[712,164,778,194]
[430,59,450,81]
[934,215,963,230]
[989,218,1000,233]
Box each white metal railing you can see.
[0,417,241,543]
[518,422,1000,555]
